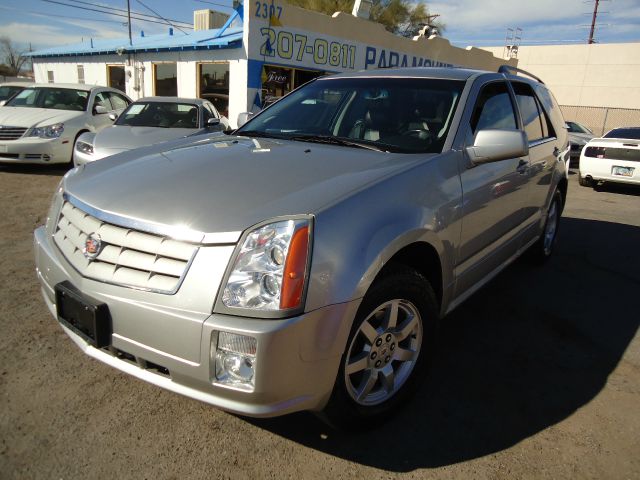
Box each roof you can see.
[326,67,485,81]
[137,97,208,105]
[28,27,243,58]
[12,83,109,91]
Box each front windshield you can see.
[237,77,465,154]
[567,122,592,134]
[116,102,200,128]
[6,87,89,111]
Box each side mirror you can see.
[108,113,118,121]
[0,100,5,107]
[466,129,529,164]
[94,105,108,115]
[207,117,221,128]
[237,112,255,128]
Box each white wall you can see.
[481,43,640,109]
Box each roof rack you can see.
[498,65,545,85]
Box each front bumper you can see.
[34,226,357,417]
[0,136,72,164]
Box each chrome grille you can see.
[0,126,28,140]
[53,202,198,293]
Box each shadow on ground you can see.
[247,217,640,471]
[592,182,640,197]
[0,164,69,177]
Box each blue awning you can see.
[28,27,243,58]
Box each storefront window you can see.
[261,65,325,108]
[154,63,177,96]
[198,62,229,118]
[107,65,125,92]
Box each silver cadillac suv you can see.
[34,67,569,427]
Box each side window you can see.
[470,82,517,134]
[93,92,111,111]
[512,82,555,143]
[202,104,214,123]
[107,92,129,110]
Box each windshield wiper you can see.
[234,130,288,140]
[286,134,390,153]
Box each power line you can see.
[0,5,126,24]
[135,0,187,34]
[66,0,193,27]
[194,0,235,10]
[40,0,194,29]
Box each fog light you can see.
[212,331,257,390]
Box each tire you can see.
[527,189,562,263]
[320,265,438,429]
[578,171,592,187]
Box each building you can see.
[482,43,640,135]
[29,0,513,127]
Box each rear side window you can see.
[107,92,129,110]
[470,82,517,134]
[512,82,556,143]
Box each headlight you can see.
[75,140,94,155]
[219,217,312,315]
[29,122,64,139]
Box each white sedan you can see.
[579,127,640,187]
[0,84,131,165]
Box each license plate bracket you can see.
[54,281,111,348]
[612,166,634,177]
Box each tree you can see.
[286,0,445,38]
[0,37,28,76]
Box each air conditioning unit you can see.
[194,9,230,31]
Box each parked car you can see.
[566,121,595,168]
[34,66,568,427]
[578,127,640,187]
[0,84,131,165]
[74,97,230,166]
[0,82,32,105]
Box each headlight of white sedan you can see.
[75,140,94,155]
[28,122,64,139]
[219,217,312,316]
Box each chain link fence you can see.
[560,105,640,137]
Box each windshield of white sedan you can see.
[6,88,89,111]
[237,77,465,153]
[116,102,199,128]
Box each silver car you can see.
[73,97,230,166]
[34,67,568,427]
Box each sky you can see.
[0,0,638,53]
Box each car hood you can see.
[64,136,430,239]
[94,125,198,152]
[0,107,82,127]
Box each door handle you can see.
[516,159,529,173]
[553,147,561,157]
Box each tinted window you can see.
[470,82,517,134]
[0,85,24,101]
[604,128,640,140]
[512,83,543,142]
[567,121,592,134]
[238,77,465,154]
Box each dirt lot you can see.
[1,165,639,479]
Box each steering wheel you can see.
[401,129,433,140]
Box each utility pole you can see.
[588,0,600,44]
[127,0,133,46]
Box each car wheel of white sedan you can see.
[321,265,438,429]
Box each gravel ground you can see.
[0,165,639,479]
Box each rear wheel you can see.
[320,266,438,429]
[527,189,562,263]
[578,171,592,187]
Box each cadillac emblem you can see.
[83,233,102,260]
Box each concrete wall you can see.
[481,43,640,110]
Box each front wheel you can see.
[320,266,438,429]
